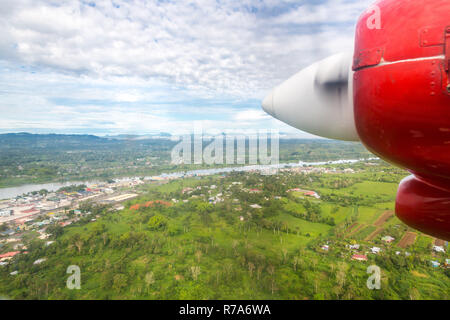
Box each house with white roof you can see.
[371,247,382,254]
[433,246,445,253]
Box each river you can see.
[0,158,377,200]
[0,180,100,200]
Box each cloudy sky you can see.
[0,0,373,136]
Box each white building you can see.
[33,258,47,265]
[433,246,445,253]
[371,247,382,254]
[0,209,14,217]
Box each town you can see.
[0,160,448,299]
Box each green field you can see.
[0,162,448,300]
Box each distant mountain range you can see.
[0,132,320,143]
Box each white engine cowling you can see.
[262,52,359,141]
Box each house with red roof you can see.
[130,200,172,211]
[352,254,368,262]
[304,191,321,199]
[0,251,20,261]
[287,188,320,199]
[59,221,73,227]
[21,207,39,214]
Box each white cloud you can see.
[0,0,373,135]
[234,109,271,122]
[0,0,372,95]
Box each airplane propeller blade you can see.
[262,52,359,141]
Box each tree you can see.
[267,265,276,295]
[91,223,107,236]
[70,234,84,254]
[232,240,239,255]
[250,263,260,281]
[195,250,202,263]
[248,262,255,278]
[145,272,155,291]
[282,248,288,263]
[409,287,420,300]
[46,224,64,238]
[191,266,201,281]
[113,274,128,292]
[334,262,348,299]
[147,215,167,231]
[293,256,299,271]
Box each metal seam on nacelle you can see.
[354,55,445,71]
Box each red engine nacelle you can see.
[353,0,450,240]
[263,0,450,240]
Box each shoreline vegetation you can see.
[0,133,372,190]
